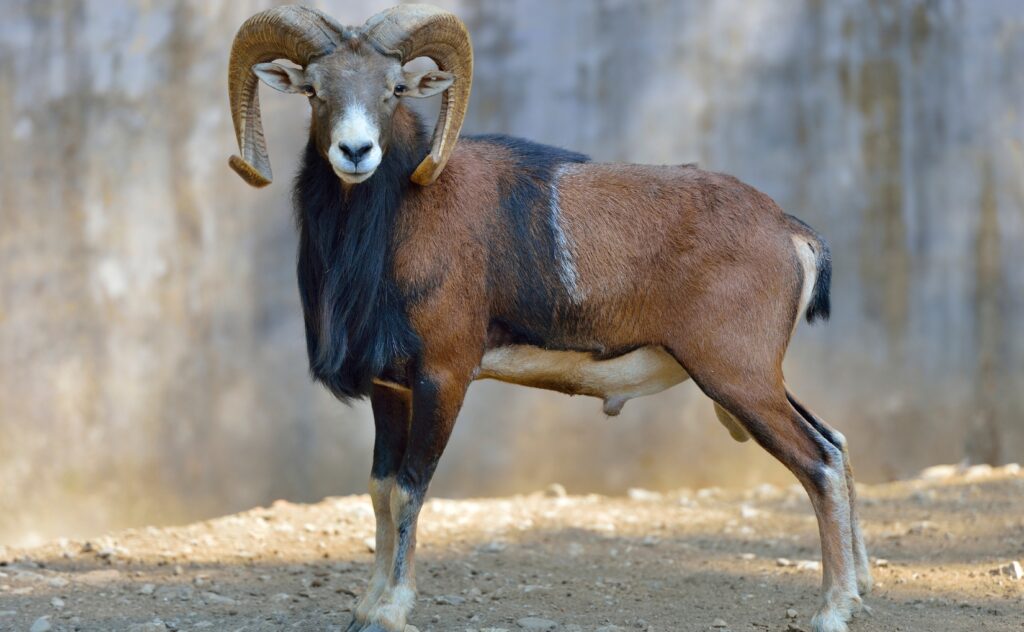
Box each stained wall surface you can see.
[1,0,1021,544]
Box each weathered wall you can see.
[1,0,1021,545]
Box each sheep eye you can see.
[393,84,407,96]
[301,85,316,98]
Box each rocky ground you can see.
[1,464,1023,632]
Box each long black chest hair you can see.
[292,112,428,402]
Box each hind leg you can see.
[788,391,872,595]
[672,345,860,631]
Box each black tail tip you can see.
[805,241,832,324]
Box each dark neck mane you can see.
[293,107,428,402]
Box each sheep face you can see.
[253,39,453,185]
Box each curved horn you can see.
[364,4,473,185]
[227,5,344,187]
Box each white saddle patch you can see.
[478,345,689,415]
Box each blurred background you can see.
[1,0,1022,546]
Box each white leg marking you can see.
[809,463,860,632]
[354,477,396,624]
[549,164,585,304]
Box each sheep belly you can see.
[477,345,689,415]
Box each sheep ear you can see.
[253,62,309,94]
[401,70,454,98]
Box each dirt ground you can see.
[1,465,1023,632]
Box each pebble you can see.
[516,617,559,630]
[51,596,65,610]
[710,618,729,628]
[918,464,959,480]
[627,488,662,502]
[139,583,156,595]
[787,623,809,632]
[127,622,167,632]
[479,541,507,553]
[154,584,194,602]
[202,590,237,604]
[364,537,376,553]
[435,594,466,605]
[786,608,798,619]
[595,626,625,632]
[544,483,567,498]
[30,616,52,632]
[47,577,69,588]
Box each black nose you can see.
[339,141,373,162]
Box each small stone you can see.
[786,608,798,619]
[435,594,466,605]
[203,591,237,604]
[154,584,194,602]
[544,483,567,498]
[139,583,156,595]
[51,596,65,610]
[595,626,625,632]
[627,488,662,502]
[964,464,993,480]
[739,553,756,561]
[796,560,820,571]
[516,617,558,630]
[479,541,507,553]
[787,624,808,632]
[97,547,116,559]
[710,618,729,628]
[128,622,167,632]
[740,505,759,519]
[364,537,376,553]
[30,617,52,632]
[776,558,794,567]
[270,592,291,602]
[874,558,890,568]
[47,577,69,588]
[918,464,959,480]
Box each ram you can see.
[227,5,870,632]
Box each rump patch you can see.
[791,235,818,329]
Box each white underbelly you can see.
[477,344,689,415]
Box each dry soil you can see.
[1,465,1023,632]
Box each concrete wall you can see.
[1,0,1021,545]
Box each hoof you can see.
[811,604,854,632]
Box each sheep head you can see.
[227,4,473,187]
